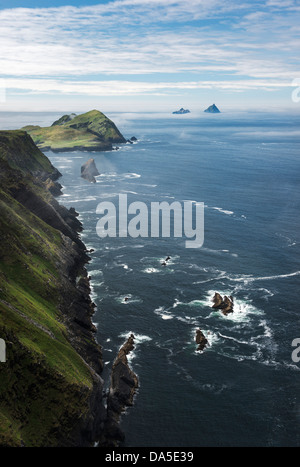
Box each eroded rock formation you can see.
[101,334,139,446]
[195,328,209,351]
[212,292,234,315]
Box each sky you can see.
[0,0,299,112]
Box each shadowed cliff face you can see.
[0,130,105,446]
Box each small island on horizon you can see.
[204,104,221,113]
[172,108,191,114]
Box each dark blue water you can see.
[1,110,300,446]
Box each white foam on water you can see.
[257,287,275,300]
[64,196,97,202]
[88,269,103,277]
[211,206,234,216]
[154,306,174,320]
[176,315,198,325]
[121,190,139,195]
[228,270,300,283]
[123,172,141,179]
[114,262,133,272]
[143,267,161,274]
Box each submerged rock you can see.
[81,158,100,183]
[212,292,234,315]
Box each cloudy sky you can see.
[0,0,299,112]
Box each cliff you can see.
[21,109,126,152]
[0,130,106,446]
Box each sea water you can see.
[1,110,300,447]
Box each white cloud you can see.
[0,0,299,105]
[4,77,293,96]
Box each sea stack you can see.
[204,104,220,113]
[195,329,208,351]
[81,158,100,183]
[212,292,234,315]
[101,334,139,446]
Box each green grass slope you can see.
[22,109,126,152]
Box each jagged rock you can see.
[81,158,100,183]
[212,292,234,315]
[100,334,138,447]
[195,328,208,351]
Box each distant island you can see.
[172,108,190,114]
[204,104,221,113]
[21,109,126,152]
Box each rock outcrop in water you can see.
[195,329,209,351]
[204,104,220,113]
[172,108,190,114]
[81,158,100,183]
[101,334,139,447]
[212,292,234,315]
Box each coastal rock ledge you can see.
[100,334,139,447]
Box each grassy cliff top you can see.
[0,130,60,179]
[22,109,126,152]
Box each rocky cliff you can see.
[0,130,106,446]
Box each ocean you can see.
[1,110,300,447]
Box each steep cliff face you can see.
[0,130,105,446]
